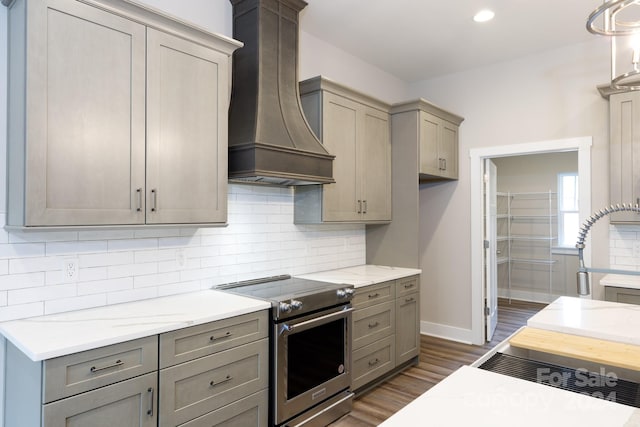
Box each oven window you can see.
[287,318,345,400]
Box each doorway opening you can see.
[470,137,592,345]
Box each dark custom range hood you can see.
[228,0,335,185]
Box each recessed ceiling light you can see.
[473,9,495,23]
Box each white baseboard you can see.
[420,321,473,344]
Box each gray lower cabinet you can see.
[5,335,159,427]
[158,311,269,427]
[4,310,269,427]
[395,276,420,365]
[604,286,640,305]
[43,372,158,427]
[351,276,420,392]
[5,0,239,227]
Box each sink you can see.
[472,334,640,408]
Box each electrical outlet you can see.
[176,249,187,270]
[62,258,79,282]
[634,241,640,259]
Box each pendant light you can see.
[588,0,640,90]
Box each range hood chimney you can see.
[228,0,335,185]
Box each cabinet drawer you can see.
[43,371,157,427]
[396,276,419,298]
[352,281,394,309]
[605,286,640,305]
[353,301,394,350]
[352,335,395,391]
[179,389,268,427]
[43,335,158,403]
[160,310,268,368]
[159,338,269,427]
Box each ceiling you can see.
[300,0,605,82]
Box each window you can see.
[558,173,579,247]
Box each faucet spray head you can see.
[577,270,590,296]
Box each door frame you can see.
[469,137,592,345]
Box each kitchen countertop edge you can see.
[0,290,270,362]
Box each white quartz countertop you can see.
[0,290,270,361]
[527,296,640,345]
[378,365,638,427]
[295,264,421,288]
[601,273,640,290]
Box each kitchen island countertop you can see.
[379,296,640,426]
[0,290,270,361]
[295,264,421,287]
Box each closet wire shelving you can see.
[496,191,558,302]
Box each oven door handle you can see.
[281,307,353,335]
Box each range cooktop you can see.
[214,275,354,320]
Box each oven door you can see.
[274,304,352,425]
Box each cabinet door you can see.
[418,112,440,176]
[396,291,420,365]
[361,107,391,221]
[321,92,361,221]
[610,91,640,223]
[439,120,459,179]
[146,28,229,224]
[25,0,146,226]
[43,372,157,427]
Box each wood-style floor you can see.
[330,298,547,426]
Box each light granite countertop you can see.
[295,264,421,287]
[601,273,640,290]
[527,296,640,345]
[380,296,640,426]
[0,290,270,361]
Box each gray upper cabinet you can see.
[295,76,391,223]
[608,90,640,223]
[391,99,464,181]
[5,0,240,228]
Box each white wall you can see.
[411,38,612,334]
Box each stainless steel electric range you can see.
[216,275,355,427]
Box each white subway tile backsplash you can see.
[0,243,45,259]
[45,294,107,315]
[0,272,44,291]
[0,302,44,321]
[0,184,365,321]
[8,283,76,305]
[107,287,159,305]
[77,277,133,296]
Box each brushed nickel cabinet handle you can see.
[357,200,362,214]
[368,293,380,299]
[368,321,379,328]
[210,374,233,387]
[404,283,415,289]
[136,188,142,212]
[363,200,367,214]
[368,358,379,367]
[150,189,157,212]
[89,359,123,373]
[442,158,447,170]
[147,387,154,416]
[405,297,415,303]
[209,331,233,342]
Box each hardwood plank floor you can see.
[330,298,547,426]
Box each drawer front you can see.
[43,371,157,427]
[159,338,269,427]
[352,335,395,391]
[160,310,268,368]
[352,301,394,350]
[396,276,419,298]
[43,335,158,403]
[179,389,268,427]
[352,281,394,309]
